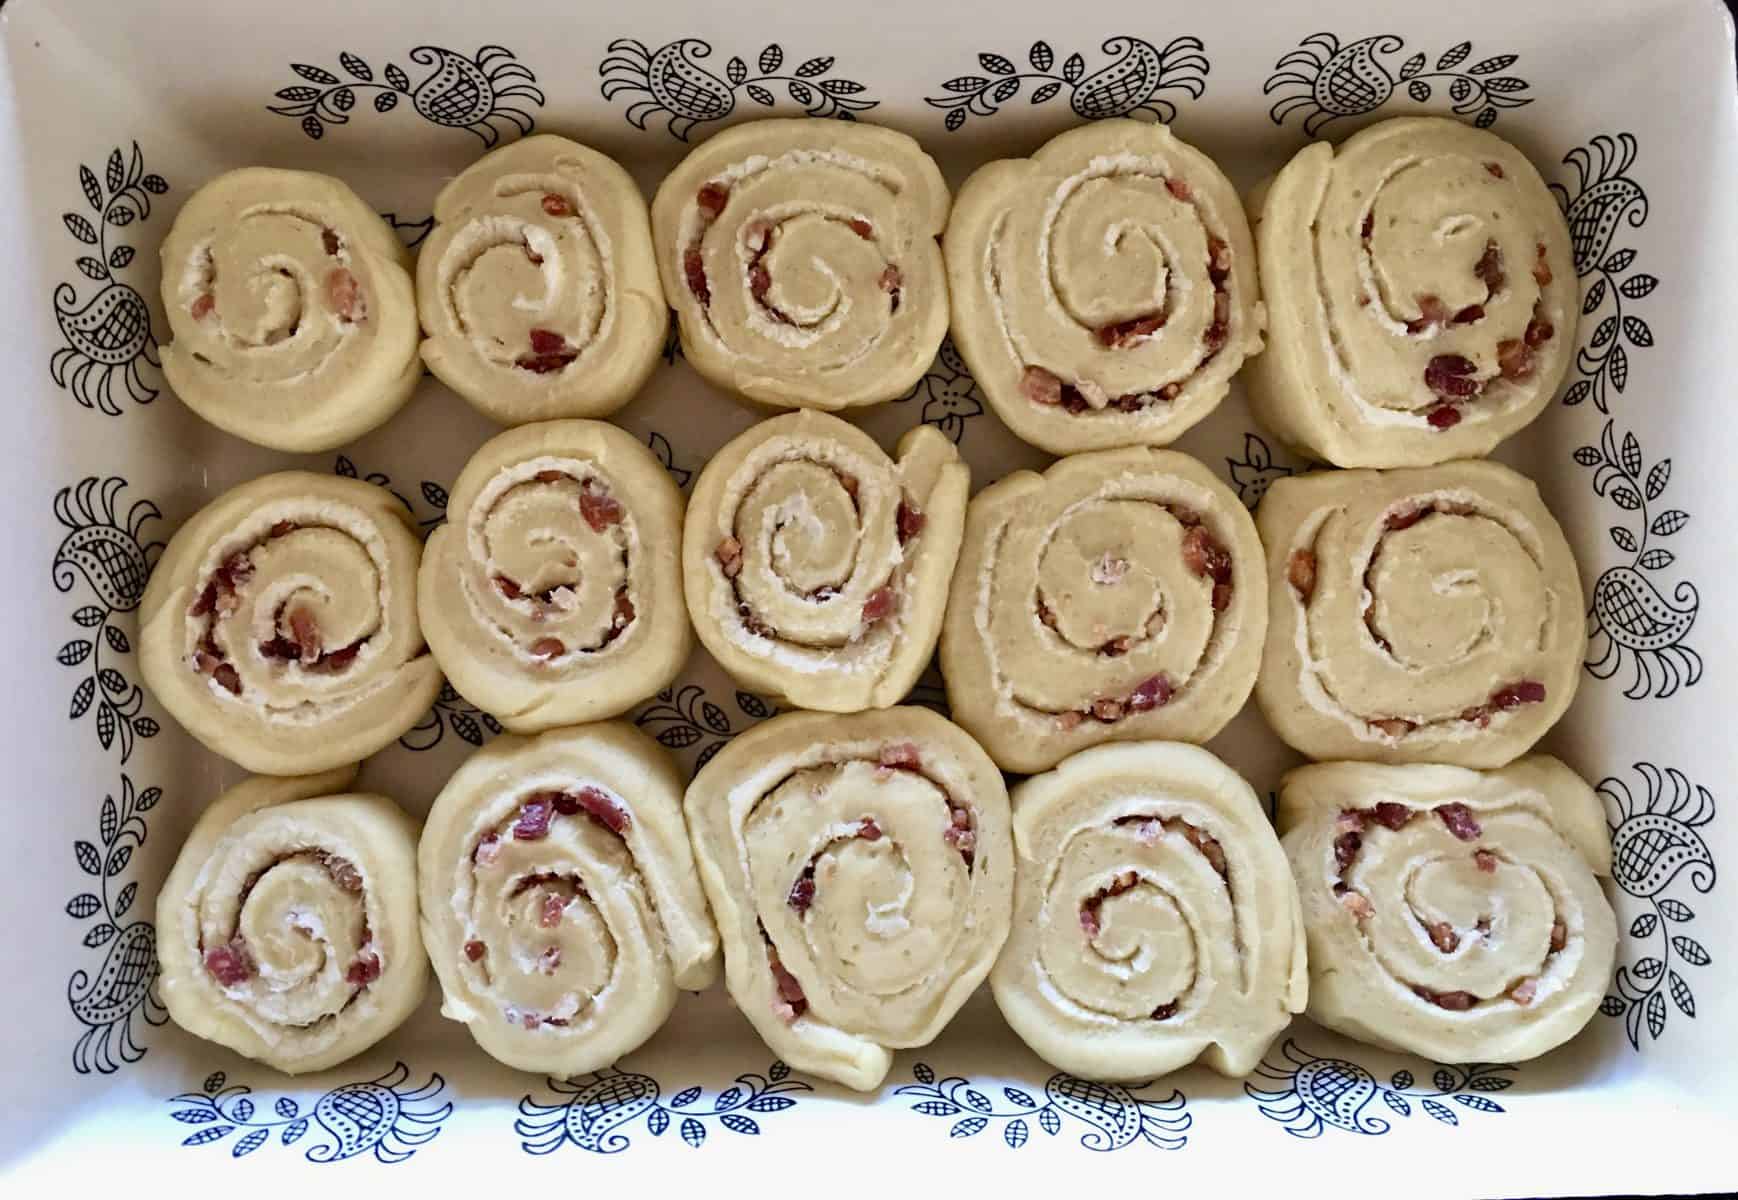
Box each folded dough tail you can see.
[685,708,1012,1091]
[155,768,428,1075]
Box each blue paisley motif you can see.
[1247,1041,1514,1138]
[896,1064,1189,1151]
[517,1065,809,1155]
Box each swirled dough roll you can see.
[419,421,689,731]
[946,120,1264,455]
[683,411,966,712]
[419,723,718,1075]
[651,118,950,411]
[139,472,444,774]
[992,742,1305,1081]
[418,135,666,424]
[685,708,1012,1091]
[1279,756,1617,1062]
[160,168,419,452]
[1248,117,1577,466]
[942,448,1265,774]
[156,768,427,1074]
[1257,460,1583,767]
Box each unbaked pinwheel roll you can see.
[419,421,689,731]
[139,472,443,775]
[685,708,1012,1091]
[683,411,966,712]
[1257,459,1583,768]
[946,120,1263,455]
[419,723,718,1075]
[1279,756,1618,1062]
[942,448,1264,774]
[1248,117,1577,467]
[160,168,419,452]
[156,768,428,1074]
[992,742,1305,1082]
[417,135,667,425]
[650,118,950,411]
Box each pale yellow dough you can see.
[156,768,428,1074]
[1248,117,1578,467]
[685,708,1012,1091]
[1279,756,1618,1062]
[992,742,1305,1082]
[139,472,444,775]
[418,135,667,424]
[946,120,1264,455]
[682,410,966,712]
[419,421,690,731]
[159,167,419,452]
[418,723,718,1076]
[941,447,1266,774]
[651,118,950,410]
[1256,459,1583,767]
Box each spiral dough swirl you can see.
[1256,459,1583,768]
[992,742,1305,1082]
[946,120,1264,455]
[942,447,1266,774]
[683,410,966,712]
[1248,117,1579,467]
[684,708,1012,1091]
[1279,757,1618,1062]
[418,135,667,424]
[155,769,427,1075]
[651,118,951,411]
[139,472,443,775]
[159,168,420,452]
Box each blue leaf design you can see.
[203,1072,225,1094]
[1038,1108,1061,1136]
[1422,1099,1458,1125]
[648,1107,670,1136]
[962,1089,992,1113]
[769,1060,790,1081]
[232,1129,268,1157]
[670,1086,703,1108]
[1452,1094,1504,1113]
[720,1114,760,1135]
[1381,1091,1411,1117]
[232,1098,253,1122]
[171,1109,216,1124]
[747,1096,796,1112]
[274,1098,298,1119]
[913,1062,935,1084]
[1003,1087,1036,1108]
[282,1119,308,1145]
[716,1086,742,1110]
[949,1117,988,1138]
[1433,1069,1457,1092]
[1466,1075,1513,1091]
[1005,1118,1029,1148]
[680,1117,706,1148]
[912,1101,959,1117]
[182,1126,234,1146]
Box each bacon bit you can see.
[525,244,543,265]
[1485,162,1505,179]
[1533,243,1552,287]
[684,246,709,305]
[1100,637,1131,658]
[1184,824,1228,876]
[1337,811,1367,836]
[530,637,565,659]
[1496,338,1535,380]
[464,940,485,962]
[542,193,573,217]
[1127,674,1172,713]
[191,292,215,320]
[1414,986,1478,1011]
[1424,353,1480,398]
[474,835,501,866]
[738,603,774,639]
[529,329,568,356]
[1079,906,1101,937]
[496,575,523,600]
[1163,176,1192,201]
[1452,304,1485,325]
[1524,314,1554,347]
[848,217,873,239]
[1091,697,1125,723]
[858,817,883,841]
[539,947,562,975]
[769,952,807,1021]
[1207,236,1232,282]
[1056,710,1084,731]
[1371,802,1413,831]
[1204,294,1229,353]
[1371,717,1415,739]
[540,893,565,928]
[1489,680,1547,710]
[749,262,772,302]
[943,822,976,857]
[286,607,322,666]
[203,940,254,986]
[579,486,624,532]
[1096,314,1165,348]
[1361,212,1374,240]
[878,264,902,300]
[325,268,362,323]
[269,520,298,538]
[321,227,341,256]
[1427,920,1461,954]
[514,798,553,841]
[576,785,632,834]
[1550,920,1567,953]
[325,855,363,893]
[1287,549,1317,600]
[836,472,859,501]
[1340,891,1375,920]
[1436,803,1482,841]
[1475,916,1492,937]
[715,535,744,579]
[1151,1001,1180,1021]
[346,951,381,986]
[896,497,926,543]
[1021,365,1063,406]
[788,872,816,913]
[610,590,635,633]
[190,582,218,616]
[1058,384,1090,414]
[319,642,361,671]
[1405,294,1449,334]
[696,182,730,219]
[878,742,921,772]
[1475,849,1499,873]
[1386,506,1428,531]
[1157,382,1181,402]
[862,586,895,624]
[1334,831,1362,874]
[1474,241,1505,291]
[1427,403,1463,430]
[213,663,241,695]
[1211,581,1232,612]
[1510,977,1538,1005]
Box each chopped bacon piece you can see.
[858,818,883,841]
[836,472,859,501]
[1475,849,1499,873]
[319,642,361,671]
[464,940,485,962]
[1181,526,1232,585]
[204,940,255,986]
[788,872,816,913]
[1386,506,1428,531]
[1288,549,1317,600]
[346,951,381,986]
[1371,802,1413,831]
[1371,717,1416,739]
[1021,366,1063,406]
[696,182,730,218]
[495,575,523,600]
[322,228,342,256]
[1100,637,1131,658]
[716,536,744,578]
[769,953,807,1021]
[684,246,709,305]
[878,264,902,296]
[579,485,623,532]
[1427,920,1461,954]
[1056,710,1084,731]
[325,268,362,323]
[213,663,241,695]
[1211,581,1232,612]
[540,893,565,928]
[943,823,976,856]
[1127,675,1172,713]
[513,798,553,841]
[1525,315,1554,347]
[896,497,926,543]
[1550,920,1567,953]
[878,742,921,771]
[1406,294,1449,334]
[191,292,215,320]
[1164,176,1192,201]
[749,262,772,302]
[1485,162,1505,179]
[1361,212,1374,240]
[190,582,218,617]
[1496,338,1535,380]
[1091,698,1125,723]
[1151,1001,1180,1021]
[862,586,896,623]
[1474,241,1505,291]
[1096,314,1165,348]
[542,193,573,217]
[288,607,322,666]
[325,855,363,892]
[1533,243,1552,286]
[1079,906,1101,937]
[539,947,562,975]
[530,637,565,659]
[1184,824,1228,876]
[1424,354,1480,398]
[473,835,501,866]
[1490,680,1546,709]
[1436,803,1483,841]
[848,217,873,239]
[1414,986,1478,1011]
[1334,831,1362,874]
[269,520,298,538]
[1340,891,1375,920]
[1207,235,1232,282]
[576,785,632,834]
[1427,403,1463,430]
[529,328,568,355]
[1452,304,1485,325]
[1510,977,1538,1005]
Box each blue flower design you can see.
[895,1063,1190,1151]
[1245,1040,1513,1138]
[516,1063,810,1154]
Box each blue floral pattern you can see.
[891,338,984,446]
[270,46,543,144]
[634,684,776,770]
[1265,34,1531,134]
[928,37,1207,131]
[517,1063,810,1154]
[1224,432,1297,509]
[1246,1041,1514,1138]
[895,1063,1190,1151]
[1598,763,1718,1048]
[168,1064,451,1163]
